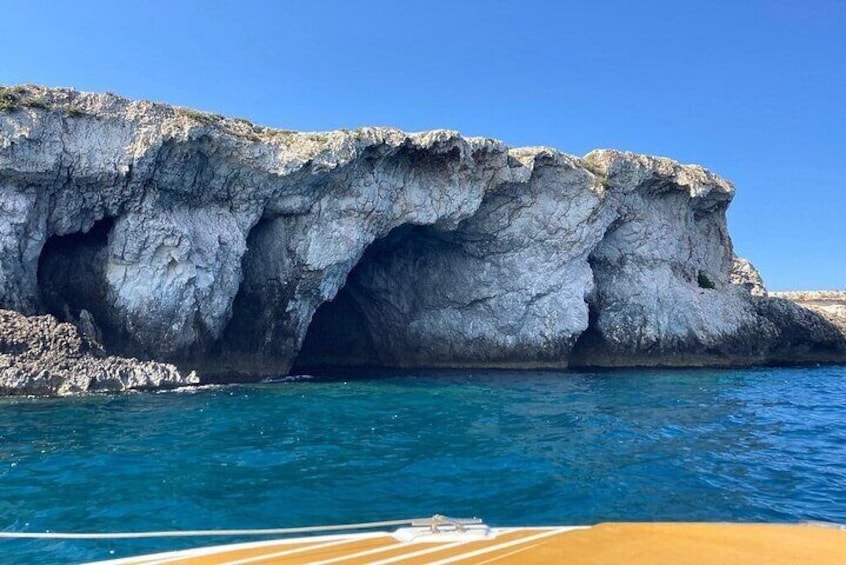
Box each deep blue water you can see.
[1,366,846,564]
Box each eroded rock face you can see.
[296,150,613,368]
[731,256,767,297]
[104,206,248,358]
[0,84,843,389]
[769,291,846,331]
[569,151,762,365]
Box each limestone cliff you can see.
[0,84,843,393]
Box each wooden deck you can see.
[91,523,846,564]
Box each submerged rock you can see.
[0,84,843,392]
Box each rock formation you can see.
[769,291,846,329]
[730,256,767,296]
[0,84,843,393]
[0,308,196,395]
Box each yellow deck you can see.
[91,523,846,564]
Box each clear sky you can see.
[1,0,843,290]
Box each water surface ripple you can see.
[1,366,845,563]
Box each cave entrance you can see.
[291,223,449,372]
[36,217,115,346]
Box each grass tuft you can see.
[178,108,221,125]
[0,87,19,112]
[0,87,50,112]
[21,96,47,109]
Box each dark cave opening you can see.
[569,299,604,366]
[569,254,608,367]
[290,282,380,371]
[291,224,444,372]
[36,217,115,346]
[219,216,279,359]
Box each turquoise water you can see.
[1,366,846,564]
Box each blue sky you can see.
[2,0,843,290]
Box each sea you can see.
[1,366,845,564]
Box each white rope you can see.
[0,517,427,540]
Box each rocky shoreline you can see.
[1,85,844,395]
[2,291,843,396]
[0,309,196,395]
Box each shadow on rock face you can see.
[753,297,846,364]
[571,294,846,368]
[291,283,380,371]
[275,224,441,373]
[36,217,121,350]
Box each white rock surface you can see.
[731,256,767,296]
[105,206,248,356]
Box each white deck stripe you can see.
[111,539,348,565]
[220,537,384,565]
[423,528,570,565]
[86,534,385,565]
[362,529,566,565]
[149,539,351,565]
[473,542,541,565]
[364,541,468,565]
[305,541,412,565]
